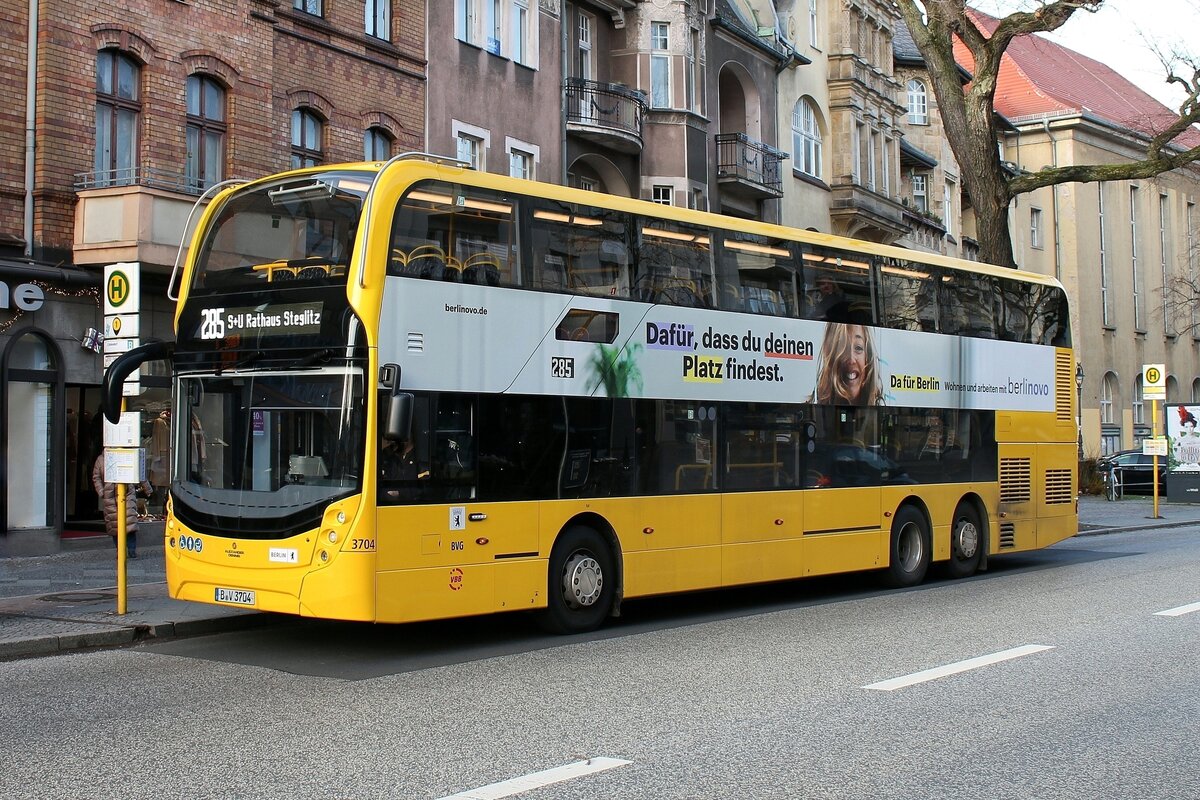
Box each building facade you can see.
[0,0,425,554]
[964,15,1200,458]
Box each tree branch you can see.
[1009,146,1200,194]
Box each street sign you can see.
[104,447,145,483]
[103,263,140,316]
[104,314,140,339]
[1143,437,1169,457]
[1143,363,1166,400]
[103,412,141,448]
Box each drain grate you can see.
[39,591,116,603]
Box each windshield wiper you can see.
[214,351,262,376]
[290,348,333,369]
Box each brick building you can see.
[0,0,425,554]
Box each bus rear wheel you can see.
[883,506,930,588]
[539,526,615,635]
[946,504,983,579]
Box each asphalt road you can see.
[1,528,1197,800]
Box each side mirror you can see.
[380,362,412,442]
[385,391,414,442]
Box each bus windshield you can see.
[190,169,372,291]
[173,368,365,536]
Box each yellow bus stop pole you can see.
[116,397,127,615]
[1152,399,1161,520]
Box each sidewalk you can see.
[2,496,1198,661]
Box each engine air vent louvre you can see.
[407,332,424,352]
[1045,468,1074,504]
[1000,458,1032,504]
[1056,352,1074,422]
[999,522,1016,549]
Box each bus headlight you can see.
[327,530,338,544]
[336,511,346,524]
[319,550,329,562]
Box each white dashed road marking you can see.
[1155,600,1200,617]
[863,645,1056,691]
[436,757,632,800]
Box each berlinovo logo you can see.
[0,281,46,312]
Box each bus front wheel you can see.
[883,506,930,588]
[539,526,616,635]
[946,504,983,579]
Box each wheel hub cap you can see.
[562,553,602,609]
[955,521,979,559]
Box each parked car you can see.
[1097,449,1167,494]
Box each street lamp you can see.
[1076,361,1085,462]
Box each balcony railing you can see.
[715,133,786,198]
[565,78,647,153]
[74,166,209,196]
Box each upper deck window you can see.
[191,170,370,291]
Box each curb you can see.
[0,610,270,662]
[1076,519,1200,536]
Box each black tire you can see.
[945,503,983,579]
[539,525,616,635]
[883,505,931,588]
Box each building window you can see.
[94,50,140,183]
[509,148,532,180]
[512,0,530,64]
[852,122,863,185]
[866,129,877,191]
[912,173,927,212]
[1133,375,1144,425]
[366,0,389,39]
[579,176,598,192]
[792,99,822,179]
[1160,193,1172,335]
[294,0,322,16]
[651,22,670,108]
[809,0,819,48]
[290,109,323,168]
[906,79,928,124]
[1131,185,1143,329]
[4,332,59,531]
[457,133,482,169]
[652,185,673,205]
[364,127,392,161]
[456,0,478,44]
[882,137,891,197]
[1189,201,1197,335]
[485,0,502,54]
[577,12,594,79]
[1099,185,1111,326]
[1030,207,1043,249]
[944,178,956,237]
[1101,372,1117,424]
[185,75,225,191]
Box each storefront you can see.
[0,259,173,557]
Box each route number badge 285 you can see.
[551,356,574,379]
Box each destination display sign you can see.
[198,301,325,340]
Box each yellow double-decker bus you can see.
[105,153,1077,634]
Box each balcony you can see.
[830,181,908,243]
[565,78,647,154]
[73,167,211,270]
[715,133,786,200]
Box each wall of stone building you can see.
[1011,121,1200,455]
[428,2,562,180]
[0,2,29,251]
[15,0,425,263]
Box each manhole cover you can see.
[40,591,116,603]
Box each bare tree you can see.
[894,0,1200,268]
